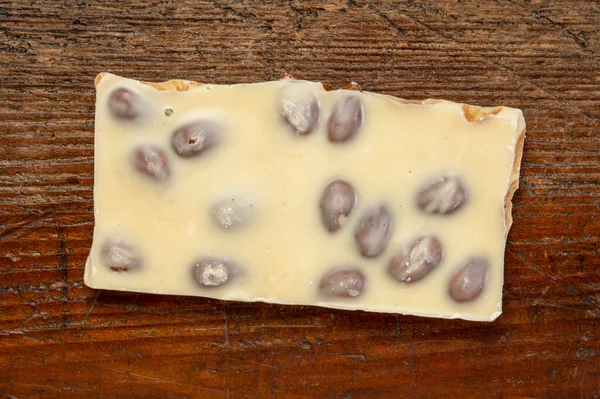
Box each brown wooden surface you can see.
[1,1,599,398]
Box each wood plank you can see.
[1,0,598,397]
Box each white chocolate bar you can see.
[84,73,525,321]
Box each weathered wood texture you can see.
[0,0,599,398]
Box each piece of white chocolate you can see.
[85,73,525,322]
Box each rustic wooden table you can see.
[1,1,599,398]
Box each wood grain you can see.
[1,0,599,398]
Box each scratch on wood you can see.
[103,367,224,393]
[78,290,101,330]
[493,60,598,124]
[0,209,56,242]
[395,314,401,349]
[509,248,599,308]
[250,361,281,371]
[126,293,140,311]
[245,324,325,329]
[532,299,593,314]
[223,302,231,399]
[339,354,367,361]
[375,10,405,36]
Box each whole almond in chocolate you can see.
[354,204,393,258]
[171,121,221,158]
[417,175,468,215]
[388,235,444,283]
[102,238,142,272]
[192,258,238,288]
[448,257,489,302]
[319,179,356,233]
[328,96,364,143]
[108,87,142,120]
[281,97,320,135]
[211,197,256,230]
[319,268,365,298]
[279,82,321,135]
[132,145,170,181]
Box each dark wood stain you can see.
[1,1,599,398]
